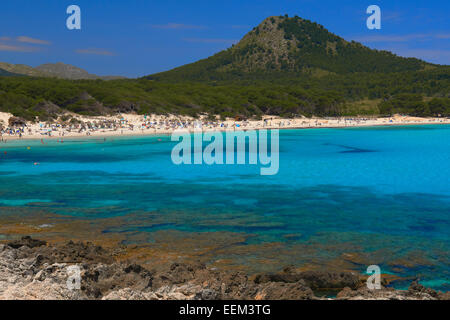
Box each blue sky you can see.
[0,0,449,77]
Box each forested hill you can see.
[148,15,432,82]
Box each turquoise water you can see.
[0,125,449,290]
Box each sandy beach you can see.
[1,112,449,141]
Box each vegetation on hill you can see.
[148,16,431,82]
[1,66,449,122]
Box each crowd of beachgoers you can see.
[0,112,449,141]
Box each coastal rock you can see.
[80,263,153,298]
[437,291,450,300]
[7,236,47,249]
[102,288,158,300]
[102,284,218,300]
[0,237,448,301]
[254,269,360,290]
[254,281,316,300]
[336,282,448,300]
[152,262,205,287]
[0,245,88,299]
[336,287,434,300]
[407,281,439,298]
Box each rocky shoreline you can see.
[0,237,448,300]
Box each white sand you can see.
[1,112,449,141]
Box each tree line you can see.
[0,66,449,122]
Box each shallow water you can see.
[0,125,449,290]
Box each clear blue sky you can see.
[0,0,448,77]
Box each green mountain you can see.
[0,62,125,80]
[149,15,432,81]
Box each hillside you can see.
[35,63,99,80]
[1,67,449,122]
[148,16,432,82]
[0,62,46,77]
[0,67,21,77]
[0,62,124,80]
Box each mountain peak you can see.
[229,15,292,72]
[149,15,431,81]
[234,15,350,72]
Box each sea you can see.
[0,125,449,290]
